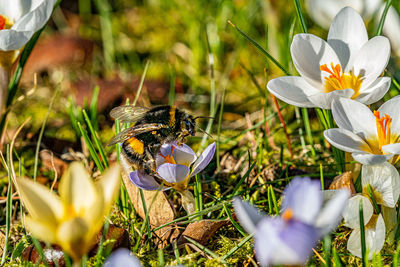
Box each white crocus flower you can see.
[343,195,385,259]
[361,163,400,208]
[0,0,56,114]
[0,0,56,51]
[306,0,400,58]
[324,97,400,165]
[267,7,391,109]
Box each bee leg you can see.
[144,148,157,174]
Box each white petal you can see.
[12,0,57,32]
[305,0,343,29]
[331,97,377,140]
[347,214,385,259]
[105,248,142,267]
[352,152,393,165]
[0,29,32,51]
[342,195,373,229]
[382,143,400,155]
[324,128,371,153]
[362,162,400,208]
[59,162,98,215]
[355,77,390,105]
[328,6,368,70]
[233,197,265,234]
[172,144,197,166]
[352,36,390,89]
[190,142,216,176]
[378,95,400,137]
[267,76,318,108]
[382,6,400,58]
[308,89,354,109]
[316,189,350,235]
[291,33,340,89]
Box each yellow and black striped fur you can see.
[109,105,196,174]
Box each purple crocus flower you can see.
[129,142,216,191]
[105,248,142,267]
[234,177,350,266]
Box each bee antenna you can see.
[193,116,214,120]
[195,125,214,139]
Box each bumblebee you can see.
[109,105,200,174]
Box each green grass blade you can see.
[221,233,253,261]
[359,200,367,267]
[293,0,308,33]
[78,122,104,172]
[223,203,246,237]
[228,20,290,75]
[376,0,392,36]
[133,61,150,106]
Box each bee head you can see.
[182,114,196,137]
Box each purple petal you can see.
[105,248,142,267]
[172,144,197,166]
[156,163,190,184]
[233,197,265,234]
[281,177,322,224]
[129,171,161,191]
[255,218,318,266]
[190,143,216,177]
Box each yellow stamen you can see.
[320,63,363,99]
[373,110,392,150]
[160,146,176,164]
[282,208,294,221]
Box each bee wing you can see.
[108,123,168,146]
[110,106,150,123]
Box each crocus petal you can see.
[308,89,354,109]
[347,214,385,259]
[352,36,390,89]
[56,217,90,262]
[327,6,368,70]
[233,197,265,234]
[59,162,98,215]
[25,216,57,244]
[382,6,400,58]
[382,143,400,155]
[0,30,32,51]
[129,171,161,191]
[172,144,197,166]
[15,177,64,224]
[305,0,344,29]
[331,98,377,140]
[324,128,372,153]
[378,95,400,137]
[156,163,190,184]
[12,0,56,32]
[191,142,216,177]
[105,248,142,267]
[281,177,322,224]
[361,163,400,208]
[255,217,318,266]
[315,189,350,236]
[96,164,121,208]
[342,195,373,229]
[267,76,318,108]
[291,33,341,89]
[355,77,391,105]
[351,152,393,165]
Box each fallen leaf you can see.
[22,243,65,267]
[177,219,229,246]
[328,171,356,195]
[90,224,131,256]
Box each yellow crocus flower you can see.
[15,162,121,262]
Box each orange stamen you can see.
[282,208,294,221]
[320,63,345,89]
[160,146,176,164]
[373,110,392,150]
[0,15,5,30]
